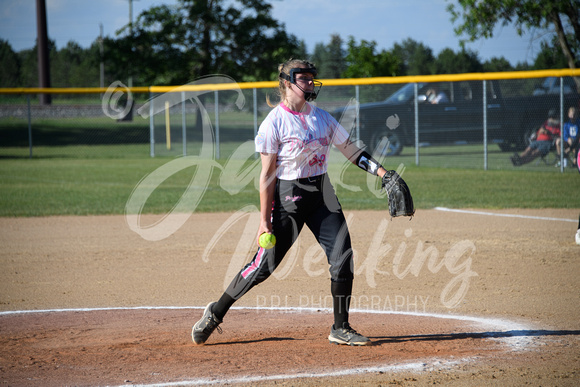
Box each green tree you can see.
[432,48,483,74]
[0,39,20,87]
[514,61,533,71]
[106,3,186,85]
[109,0,301,85]
[533,38,570,69]
[391,38,435,75]
[51,41,100,87]
[447,0,580,84]
[16,39,56,88]
[311,34,346,79]
[342,37,399,78]
[17,48,37,87]
[482,56,513,72]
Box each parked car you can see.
[533,76,578,95]
[332,79,580,156]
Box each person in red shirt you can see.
[511,109,561,166]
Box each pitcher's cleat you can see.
[192,302,222,345]
[328,323,372,346]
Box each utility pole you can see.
[36,0,51,105]
[128,0,133,89]
[118,0,137,121]
[99,23,104,90]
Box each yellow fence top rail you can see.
[1,69,579,94]
[0,87,150,94]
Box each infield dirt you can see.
[0,208,578,385]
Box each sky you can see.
[0,0,551,66]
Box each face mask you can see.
[280,67,323,101]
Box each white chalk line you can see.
[434,207,577,223]
[1,305,536,386]
[126,359,462,386]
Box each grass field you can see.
[0,143,579,217]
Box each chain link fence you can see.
[1,70,579,172]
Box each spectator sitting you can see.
[511,109,561,166]
[555,106,580,168]
[425,86,449,104]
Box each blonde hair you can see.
[266,58,316,107]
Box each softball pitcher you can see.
[193,59,392,346]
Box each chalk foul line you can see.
[434,207,577,223]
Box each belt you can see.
[296,174,325,185]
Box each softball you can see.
[259,233,276,249]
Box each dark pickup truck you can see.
[333,78,580,156]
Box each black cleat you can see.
[328,323,371,346]
[192,302,222,345]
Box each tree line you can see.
[0,0,577,89]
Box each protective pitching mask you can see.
[280,67,323,101]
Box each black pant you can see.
[225,173,354,299]
[215,174,354,326]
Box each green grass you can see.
[0,147,579,217]
[332,163,580,210]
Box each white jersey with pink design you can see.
[255,102,349,180]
